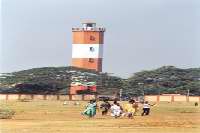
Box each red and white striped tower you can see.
[70,22,105,94]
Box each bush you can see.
[0,108,15,119]
[19,98,31,102]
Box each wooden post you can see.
[69,95,72,101]
[31,94,34,100]
[6,94,8,100]
[95,94,97,100]
[186,96,189,102]
[82,95,84,101]
[171,95,174,102]
[43,95,47,100]
[18,94,21,100]
[57,95,60,100]
[157,95,160,102]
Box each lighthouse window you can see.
[87,23,93,27]
[89,47,95,52]
[88,58,94,63]
[90,36,95,41]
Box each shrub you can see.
[0,108,15,119]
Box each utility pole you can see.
[138,82,144,96]
[187,89,190,97]
[186,89,190,102]
[138,82,145,101]
[119,89,122,101]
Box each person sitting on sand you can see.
[124,99,135,118]
[110,100,123,118]
[82,99,97,118]
[100,99,111,116]
[133,100,139,116]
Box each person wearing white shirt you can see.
[141,101,151,116]
[110,101,122,118]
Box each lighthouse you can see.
[70,22,105,94]
[71,22,105,71]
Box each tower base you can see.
[70,85,96,95]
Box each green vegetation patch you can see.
[0,108,15,119]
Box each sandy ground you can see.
[0,101,200,133]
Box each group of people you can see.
[82,99,154,118]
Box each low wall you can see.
[174,95,187,102]
[145,95,200,102]
[19,94,33,100]
[0,94,7,100]
[0,94,97,101]
[33,95,45,100]
[0,94,200,102]
[84,95,96,100]
[7,94,19,100]
[144,95,158,102]
[59,95,70,101]
[71,95,83,101]
[159,95,171,102]
[189,96,200,102]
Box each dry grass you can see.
[0,100,200,133]
[0,108,15,119]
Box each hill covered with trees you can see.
[123,66,200,96]
[0,66,122,95]
[0,66,200,96]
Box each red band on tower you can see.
[70,22,105,94]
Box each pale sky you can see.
[1,0,200,77]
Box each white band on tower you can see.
[72,44,103,58]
